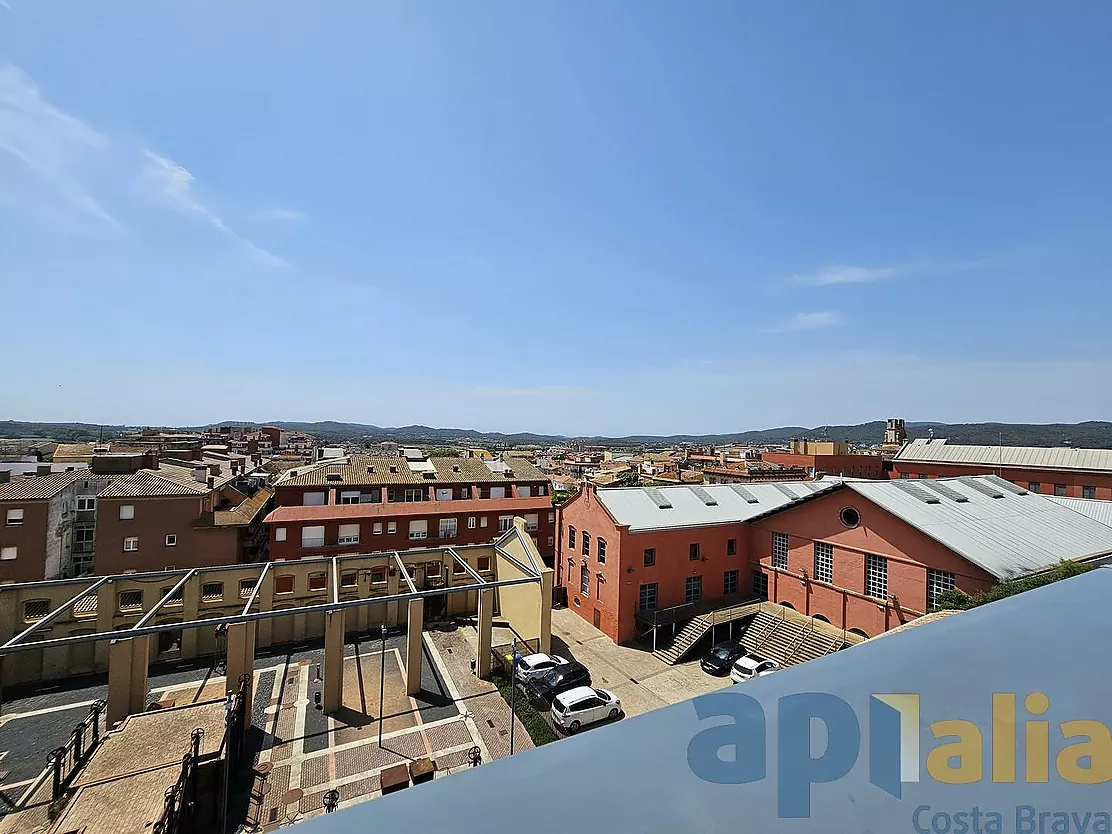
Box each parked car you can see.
[730,655,781,684]
[526,660,591,705]
[700,642,747,676]
[514,652,569,683]
[551,686,622,733]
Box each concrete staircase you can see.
[651,600,764,664]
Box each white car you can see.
[730,655,781,684]
[514,652,569,683]
[551,686,622,733]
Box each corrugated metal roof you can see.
[846,477,1112,579]
[596,481,841,532]
[1046,495,1112,527]
[894,437,1112,473]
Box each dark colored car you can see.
[526,660,592,705]
[701,642,746,676]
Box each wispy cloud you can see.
[794,264,896,286]
[261,207,305,222]
[765,311,846,332]
[0,64,118,225]
[142,151,289,267]
[0,1,12,12]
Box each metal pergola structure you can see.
[0,538,545,658]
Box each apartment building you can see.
[761,439,886,480]
[891,437,1112,499]
[266,452,556,560]
[557,477,1112,643]
[0,455,272,581]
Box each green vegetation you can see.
[935,560,1094,611]
[490,670,558,746]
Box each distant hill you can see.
[4,418,1112,450]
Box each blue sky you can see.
[2,1,1110,436]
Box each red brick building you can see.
[891,437,1112,499]
[267,452,556,561]
[557,477,1112,643]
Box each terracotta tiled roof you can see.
[0,471,81,502]
[274,455,548,488]
[214,488,274,527]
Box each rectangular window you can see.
[161,585,184,605]
[201,582,224,602]
[118,590,143,612]
[404,488,426,502]
[567,558,574,580]
[341,570,358,587]
[547,536,554,547]
[644,548,655,567]
[597,538,606,564]
[638,582,658,611]
[524,513,539,532]
[338,523,360,545]
[387,521,397,534]
[518,486,531,498]
[467,516,476,529]
[5,508,23,526]
[301,525,325,548]
[569,527,576,549]
[1,546,17,561]
[458,487,469,500]
[477,555,491,572]
[814,542,834,584]
[239,579,256,599]
[723,569,738,596]
[689,543,700,560]
[119,504,135,520]
[548,511,555,524]
[370,567,387,584]
[498,515,513,532]
[480,516,488,528]
[927,568,956,611]
[865,554,888,599]
[1054,484,1068,497]
[772,532,789,570]
[900,473,909,480]
[426,562,442,577]
[165,534,177,547]
[582,531,590,555]
[339,490,361,505]
[373,522,383,535]
[685,575,702,604]
[580,564,590,596]
[123,536,139,552]
[303,491,327,506]
[1083,486,1097,499]
[409,519,428,540]
[726,538,736,556]
[275,527,287,542]
[274,574,294,594]
[308,572,327,591]
[1028,482,1040,493]
[753,570,769,600]
[918,474,928,480]
[77,496,96,512]
[23,599,50,621]
[439,518,458,539]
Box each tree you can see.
[934,560,1094,611]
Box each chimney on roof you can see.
[208,463,221,477]
[194,466,207,483]
[37,464,51,476]
[0,470,8,484]
[207,475,215,489]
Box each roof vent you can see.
[289,470,298,477]
[326,474,342,482]
[367,466,375,474]
[452,465,460,473]
[729,484,760,504]
[960,477,1006,499]
[390,466,398,474]
[423,471,436,479]
[690,486,718,506]
[644,488,672,509]
[983,475,1028,496]
[892,480,941,504]
[921,480,969,503]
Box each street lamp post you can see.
[379,624,387,747]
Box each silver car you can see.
[514,652,569,683]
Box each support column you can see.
[476,587,493,679]
[323,610,345,713]
[538,569,553,654]
[107,636,150,726]
[405,598,423,695]
[180,575,201,660]
[225,621,256,702]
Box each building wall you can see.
[762,452,885,479]
[268,505,556,562]
[0,500,51,583]
[747,489,996,636]
[94,495,239,574]
[889,461,1112,499]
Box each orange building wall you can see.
[763,452,885,479]
[748,489,996,636]
[889,461,1112,500]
